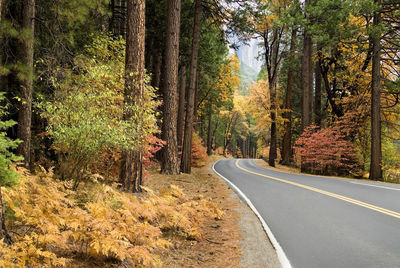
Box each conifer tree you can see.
[181,0,203,173]
[161,0,181,174]
[120,0,146,191]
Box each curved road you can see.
[213,159,400,268]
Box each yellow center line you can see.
[235,160,400,219]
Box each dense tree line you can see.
[227,0,400,181]
[0,0,399,244]
[0,0,244,191]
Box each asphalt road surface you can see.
[213,159,400,268]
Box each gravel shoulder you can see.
[232,191,281,268]
[145,156,280,268]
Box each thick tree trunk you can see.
[369,0,383,181]
[181,0,202,174]
[16,0,35,167]
[301,0,313,131]
[281,28,296,166]
[120,0,145,192]
[160,0,181,174]
[177,65,187,150]
[268,28,280,167]
[206,106,212,155]
[314,43,322,126]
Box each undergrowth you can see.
[0,167,223,267]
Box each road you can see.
[213,159,400,268]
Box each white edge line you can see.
[212,159,292,268]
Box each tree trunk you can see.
[315,43,322,126]
[211,120,218,151]
[223,116,232,156]
[193,71,200,131]
[151,50,162,89]
[160,0,181,174]
[301,0,313,131]
[177,65,186,150]
[110,0,127,38]
[369,0,383,181]
[0,185,11,245]
[16,0,35,167]
[181,0,202,174]
[268,28,280,167]
[0,0,12,246]
[120,0,145,192]
[206,106,212,155]
[281,28,296,166]
[320,67,344,117]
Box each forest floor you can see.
[145,156,280,268]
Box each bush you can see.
[191,132,207,167]
[0,92,22,187]
[295,125,360,176]
[0,167,223,267]
[39,35,159,185]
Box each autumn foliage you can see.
[295,126,360,176]
[191,132,207,167]
[0,167,222,267]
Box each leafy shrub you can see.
[384,169,400,184]
[295,125,360,176]
[0,167,222,267]
[0,92,22,187]
[191,132,207,167]
[39,35,159,185]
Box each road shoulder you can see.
[232,190,281,268]
[145,156,280,268]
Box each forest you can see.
[0,0,399,267]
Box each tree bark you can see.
[193,71,200,130]
[160,0,181,174]
[16,0,35,167]
[120,0,145,192]
[369,0,383,181]
[314,43,322,126]
[151,50,162,89]
[320,66,344,117]
[181,0,202,174]
[267,28,280,167]
[177,65,186,150]
[211,120,218,151]
[0,0,12,246]
[206,105,212,155]
[110,0,127,38]
[301,0,313,131]
[281,28,296,166]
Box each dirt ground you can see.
[145,156,280,268]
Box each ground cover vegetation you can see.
[0,0,399,266]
